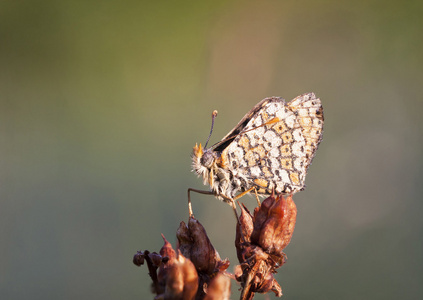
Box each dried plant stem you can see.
[142,251,160,296]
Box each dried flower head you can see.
[235,193,297,299]
[133,235,199,300]
[134,194,298,299]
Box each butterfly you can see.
[189,93,323,214]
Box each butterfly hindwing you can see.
[221,93,323,195]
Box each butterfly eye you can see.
[201,151,214,168]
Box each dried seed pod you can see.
[235,203,254,262]
[159,234,177,263]
[153,236,199,300]
[177,216,224,275]
[250,194,275,239]
[133,250,145,266]
[235,194,297,299]
[147,252,163,269]
[255,194,297,254]
[188,217,220,274]
[157,235,178,288]
[159,252,198,300]
[177,216,230,299]
[176,220,192,257]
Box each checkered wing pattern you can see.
[221,93,323,195]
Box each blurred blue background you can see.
[1,0,422,299]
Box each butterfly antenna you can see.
[204,110,218,149]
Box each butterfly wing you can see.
[222,93,323,195]
[212,97,283,153]
[287,93,324,171]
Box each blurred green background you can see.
[1,0,422,299]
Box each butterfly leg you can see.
[188,188,239,222]
[253,188,261,206]
[219,194,239,222]
[233,186,256,202]
[218,187,257,222]
[230,201,239,222]
[187,188,215,217]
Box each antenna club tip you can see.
[204,110,218,149]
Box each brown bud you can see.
[133,250,145,266]
[177,216,230,299]
[159,252,198,300]
[235,203,254,262]
[251,194,297,255]
[177,254,199,300]
[250,194,275,240]
[177,216,222,275]
[189,217,221,273]
[159,234,177,263]
[154,237,198,300]
[157,235,178,288]
[237,203,254,241]
[149,252,163,268]
[176,221,192,259]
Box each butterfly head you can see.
[191,109,232,189]
[192,143,217,185]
